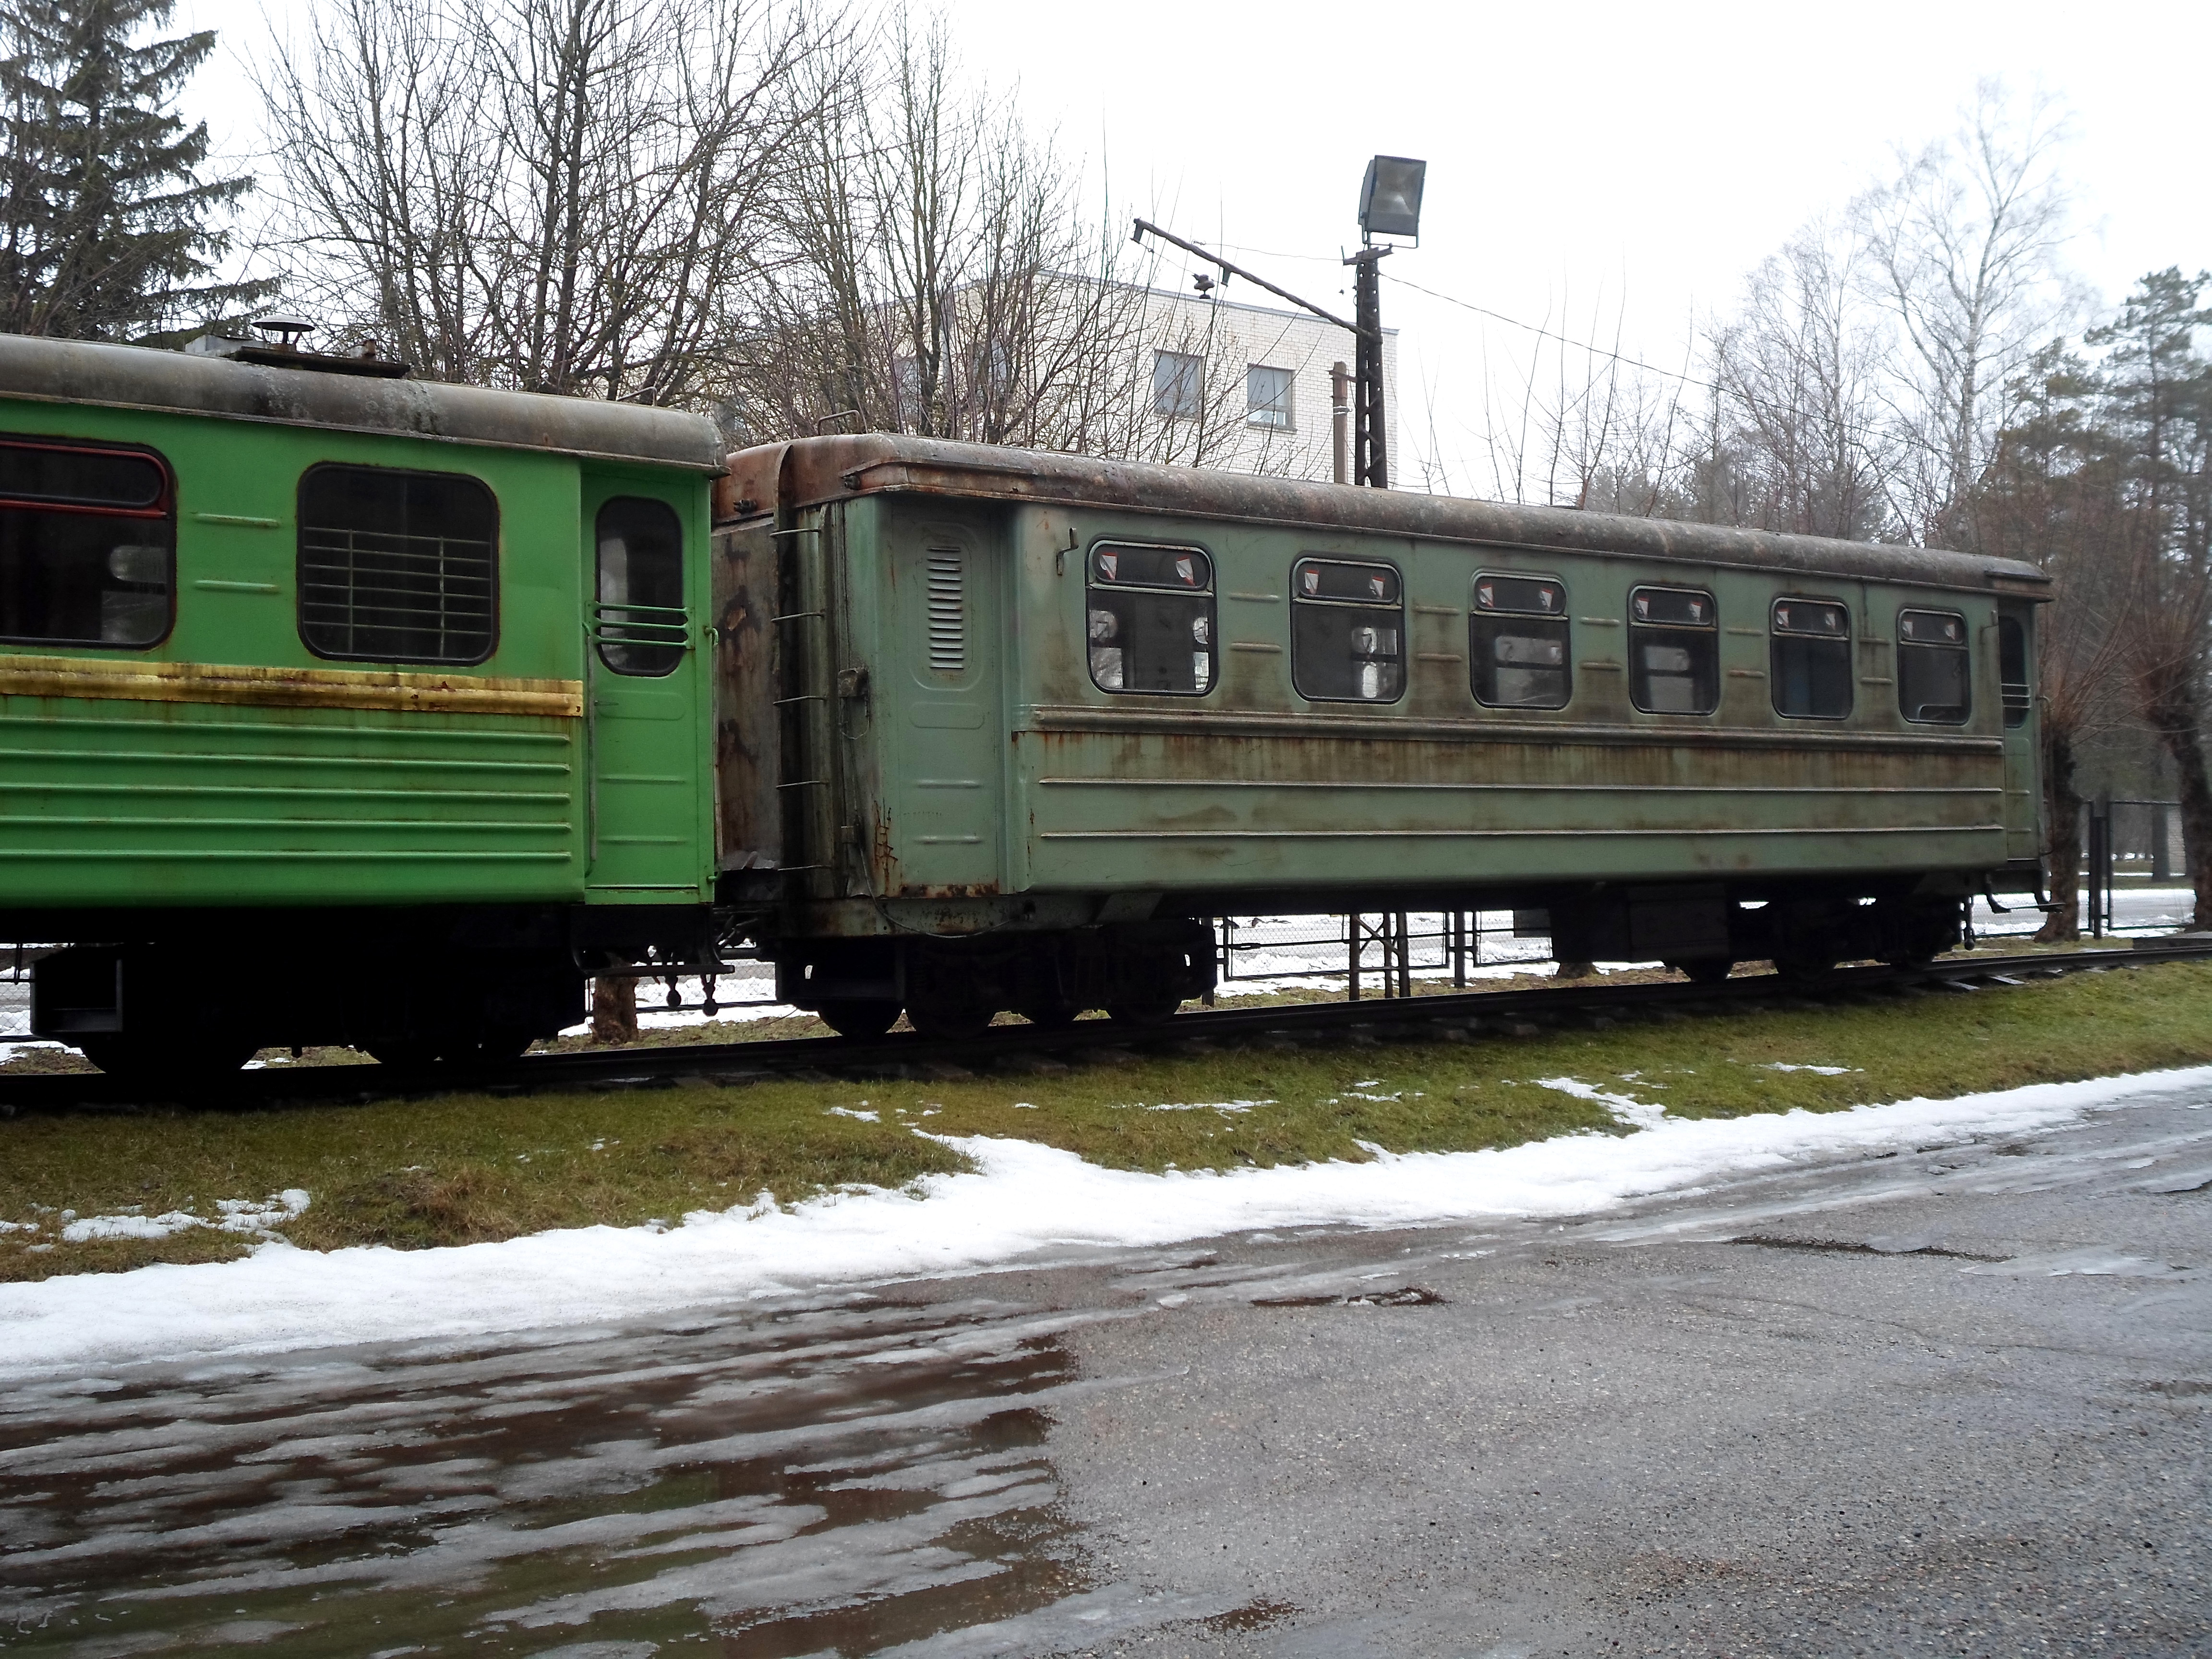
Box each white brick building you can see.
[1132,282,1400,482]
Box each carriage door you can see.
[585,486,703,895]
[889,519,1003,892]
[1997,602,2040,863]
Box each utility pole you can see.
[1330,360,1351,485]
[1348,249,1390,488]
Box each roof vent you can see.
[185,315,412,380]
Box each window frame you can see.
[1627,583,1720,716]
[1152,350,1204,420]
[1084,538,1217,697]
[1998,614,2032,729]
[0,435,176,651]
[1768,594,1854,721]
[1245,364,1294,431]
[1469,569,1572,710]
[593,494,688,678]
[1289,554,1407,706]
[295,461,500,668]
[1896,606,1972,726]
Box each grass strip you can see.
[4,961,2210,1283]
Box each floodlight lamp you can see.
[1358,156,1426,242]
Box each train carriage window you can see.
[1770,597,1852,719]
[1087,540,1214,695]
[1470,572,1570,709]
[1291,557,1404,703]
[298,465,496,664]
[1999,615,2031,728]
[595,497,686,676]
[1898,608,1970,724]
[1628,585,1718,715]
[0,437,173,649]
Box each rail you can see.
[5,938,2210,1115]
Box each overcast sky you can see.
[178,0,2209,493]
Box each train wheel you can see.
[817,999,902,1039]
[1016,996,1082,1028]
[903,983,994,1042]
[1106,996,1181,1029]
[79,1034,258,1082]
[1773,953,1838,985]
[365,1038,444,1069]
[1668,958,1735,986]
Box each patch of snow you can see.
[1533,1075,1669,1131]
[824,1106,879,1122]
[5,1067,2212,1375]
[1762,1062,1860,1076]
[56,1189,308,1246]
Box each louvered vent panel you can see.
[925,551,965,673]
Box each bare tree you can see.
[1857,80,2080,548]
[729,17,1281,466]
[1706,220,1901,540]
[259,0,834,403]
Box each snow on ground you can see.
[3,1066,2209,1378]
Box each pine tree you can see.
[2089,271,2212,925]
[0,0,269,339]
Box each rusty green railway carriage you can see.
[713,436,2049,1038]
[0,332,2050,1070]
[0,334,727,1071]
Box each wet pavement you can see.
[4,1082,2211,1656]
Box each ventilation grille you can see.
[925,551,965,673]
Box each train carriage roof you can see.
[721,433,2048,598]
[0,335,725,472]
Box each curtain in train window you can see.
[1291,557,1404,703]
[0,438,173,648]
[1999,615,2031,728]
[1897,608,1970,724]
[595,497,686,676]
[1470,572,1570,709]
[1086,541,1214,694]
[298,464,497,664]
[1628,585,1718,714]
[1769,597,1852,719]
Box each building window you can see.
[1153,350,1203,419]
[1292,557,1403,703]
[1770,597,1852,720]
[1247,364,1293,430]
[1470,572,1569,709]
[1087,541,1214,695]
[1628,585,1718,714]
[1898,609,1970,724]
[594,497,686,676]
[1999,615,2031,729]
[298,464,497,665]
[0,437,173,649]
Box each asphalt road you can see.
[3,1080,2208,1657]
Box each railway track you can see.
[4,939,2208,1117]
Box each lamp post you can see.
[1131,152,1422,490]
[1349,155,1425,490]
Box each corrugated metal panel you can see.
[0,697,578,903]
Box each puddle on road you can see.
[0,1295,1097,1656]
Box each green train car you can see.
[713,436,2048,1037]
[0,337,2050,1069]
[0,334,726,1071]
